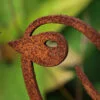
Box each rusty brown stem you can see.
[24,15,100,49]
[23,15,100,100]
[75,66,100,100]
[9,15,100,100]
[21,55,42,100]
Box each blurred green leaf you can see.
[0,58,29,100]
[82,0,100,30]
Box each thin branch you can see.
[75,66,100,100]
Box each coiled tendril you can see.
[9,15,100,100]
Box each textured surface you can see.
[9,32,68,67]
[24,15,100,49]
[8,15,100,100]
[21,56,42,100]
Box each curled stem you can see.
[9,15,100,100]
[24,15,100,49]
